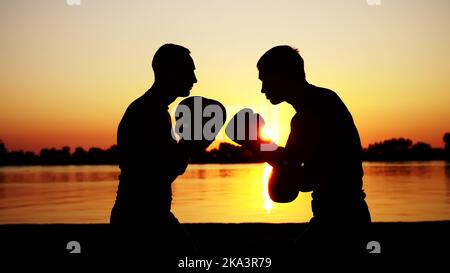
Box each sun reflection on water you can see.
[262,163,274,213]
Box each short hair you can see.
[257,45,305,79]
[151,43,191,76]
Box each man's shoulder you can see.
[119,93,165,130]
[125,93,163,117]
[310,85,341,104]
[310,85,349,115]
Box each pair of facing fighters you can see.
[110,43,371,255]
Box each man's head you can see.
[152,43,197,98]
[257,45,306,105]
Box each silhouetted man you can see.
[110,44,197,256]
[231,46,371,255]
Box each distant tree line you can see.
[363,136,449,161]
[0,133,449,166]
[0,143,119,166]
[0,141,260,166]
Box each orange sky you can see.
[1,0,449,152]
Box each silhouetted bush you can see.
[71,147,88,165]
[444,133,450,161]
[7,150,39,165]
[0,140,6,166]
[40,147,71,165]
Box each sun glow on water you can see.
[262,163,274,213]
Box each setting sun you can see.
[259,127,276,143]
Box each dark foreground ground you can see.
[0,222,449,269]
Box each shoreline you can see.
[1,221,448,257]
[0,159,449,167]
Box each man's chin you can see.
[180,90,191,97]
[268,97,282,105]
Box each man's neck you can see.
[147,83,176,107]
[287,82,311,113]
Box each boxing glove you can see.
[225,108,278,154]
[174,96,226,154]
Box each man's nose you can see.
[192,73,198,84]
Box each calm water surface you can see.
[0,162,449,223]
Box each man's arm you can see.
[269,157,314,203]
[252,145,287,166]
[168,137,218,180]
[171,141,191,177]
[247,145,313,203]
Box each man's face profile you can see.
[171,55,197,97]
[259,70,289,105]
